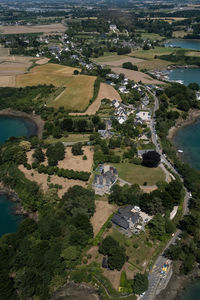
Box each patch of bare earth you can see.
[19,146,93,197]
[36,58,50,65]
[101,57,144,67]
[70,82,121,116]
[0,75,15,86]
[112,67,163,84]
[18,165,87,197]
[91,200,117,236]
[103,269,121,290]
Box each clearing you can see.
[111,228,157,274]
[16,63,96,111]
[90,199,117,236]
[129,47,175,71]
[0,23,65,35]
[19,146,93,197]
[45,134,90,144]
[112,162,165,186]
[111,67,163,84]
[94,55,144,67]
[70,82,121,116]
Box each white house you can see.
[136,111,151,122]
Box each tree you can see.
[142,151,160,168]
[148,214,166,239]
[122,62,138,71]
[61,118,74,132]
[73,70,79,75]
[46,142,65,166]
[132,273,149,295]
[99,236,119,255]
[32,147,45,163]
[188,82,199,91]
[71,143,83,155]
[107,246,126,270]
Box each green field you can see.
[111,228,156,272]
[131,47,173,60]
[140,32,165,41]
[92,52,128,63]
[112,163,165,186]
[45,134,90,144]
[16,63,96,111]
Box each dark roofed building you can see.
[112,205,140,231]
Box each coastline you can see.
[155,265,200,300]
[0,108,44,139]
[0,182,38,221]
[167,109,200,141]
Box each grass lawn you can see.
[140,32,165,41]
[172,30,187,38]
[92,52,128,63]
[45,134,90,144]
[112,162,165,186]
[16,63,96,111]
[111,228,156,273]
[130,47,173,60]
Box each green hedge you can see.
[37,164,90,181]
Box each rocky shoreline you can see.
[167,109,200,141]
[0,108,44,139]
[0,183,28,217]
[155,265,200,300]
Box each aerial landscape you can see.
[1,0,200,300]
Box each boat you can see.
[178,149,183,153]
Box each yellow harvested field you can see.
[16,63,96,111]
[18,165,87,198]
[26,146,93,173]
[35,57,50,65]
[19,146,93,197]
[112,67,163,84]
[70,82,121,116]
[0,75,15,87]
[91,200,117,236]
[0,23,66,34]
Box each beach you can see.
[0,108,44,138]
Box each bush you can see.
[72,143,83,156]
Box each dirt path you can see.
[70,83,121,116]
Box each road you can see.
[142,90,190,300]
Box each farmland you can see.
[16,63,97,111]
[0,23,65,35]
[111,67,163,84]
[70,82,121,116]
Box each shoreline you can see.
[155,265,200,300]
[0,108,44,139]
[167,109,200,141]
[0,183,38,221]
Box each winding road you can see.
[142,90,190,300]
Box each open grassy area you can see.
[92,52,128,63]
[45,134,90,144]
[172,30,187,38]
[111,228,156,273]
[140,32,165,41]
[16,63,96,111]
[130,47,173,60]
[129,47,176,70]
[112,162,165,186]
